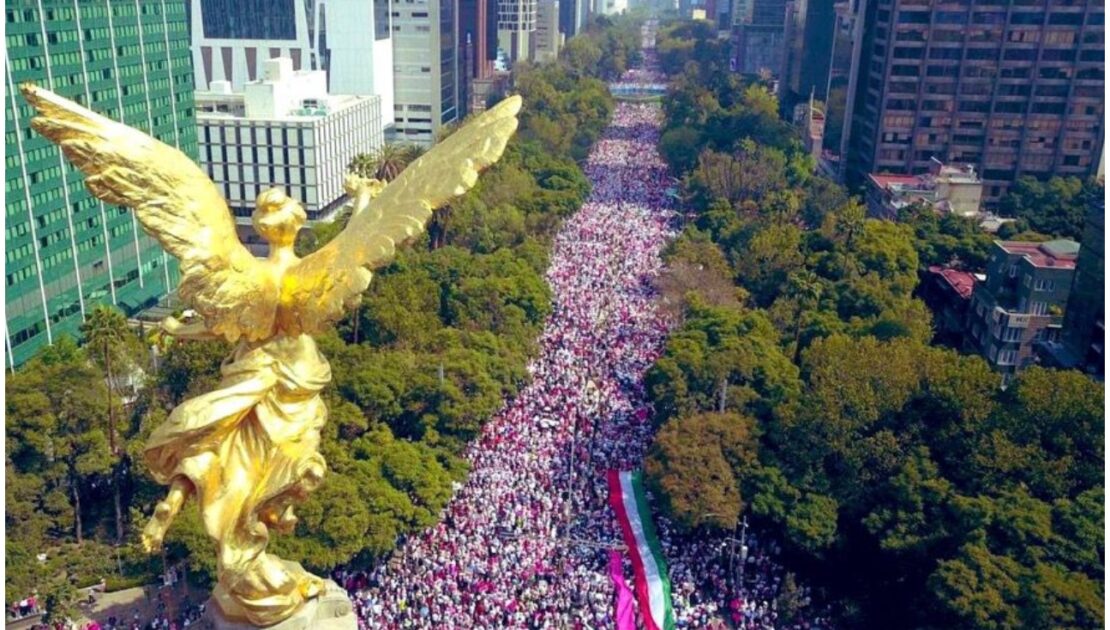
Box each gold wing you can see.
[278,95,522,335]
[21,84,276,343]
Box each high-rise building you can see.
[780,0,835,113]
[841,0,1105,203]
[1039,199,1104,377]
[195,59,383,252]
[731,0,787,75]
[498,0,537,63]
[535,0,563,62]
[461,0,498,80]
[188,0,395,133]
[559,0,585,38]
[393,0,461,143]
[5,1,195,368]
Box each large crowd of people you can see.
[334,28,831,630]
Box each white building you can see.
[598,0,628,15]
[534,0,562,63]
[195,58,383,250]
[392,0,461,144]
[498,0,536,63]
[189,0,395,134]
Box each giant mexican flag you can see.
[607,469,676,630]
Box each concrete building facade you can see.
[393,0,461,143]
[966,239,1078,377]
[866,158,983,219]
[534,0,563,62]
[195,58,383,251]
[841,0,1105,204]
[188,0,395,133]
[5,0,195,368]
[498,0,537,63]
[731,0,787,76]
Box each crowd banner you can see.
[609,550,637,630]
[608,469,676,630]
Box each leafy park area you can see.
[5,16,643,622]
[644,20,1103,629]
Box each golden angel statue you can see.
[22,83,521,627]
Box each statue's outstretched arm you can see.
[162,315,219,340]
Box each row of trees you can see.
[643,21,1103,629]
[5,17,639,619]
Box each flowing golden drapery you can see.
[145,334,331,626]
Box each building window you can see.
[1030,301,1048,315]
[1003,326,1023,342]
[997,349,1017,365]
[1034,278,1056,291]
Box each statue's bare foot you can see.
[142,500,174,553]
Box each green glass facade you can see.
[5,0,198,368]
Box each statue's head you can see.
[253,187,306,248]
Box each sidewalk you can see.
[72,582,199,627]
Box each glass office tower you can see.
[5,1,197,367]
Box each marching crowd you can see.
[336,32,831,630]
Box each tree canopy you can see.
[644,20,1104,630]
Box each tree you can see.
[785,270,824,363]
[7,338,114,547]
[929,543,1024,629]
[998,176,1101,240]
[644,412,758,532]
[658,126,703,174]
[349,143,426,183]
[81,305,134,544]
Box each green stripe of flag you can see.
[631,470,676,630]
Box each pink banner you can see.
[609,550,637,630]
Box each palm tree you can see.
[786,270,823,364]
[348,143,426,182]
[80,304,131,544]
[833,199,866,248]
[347,142,457,250]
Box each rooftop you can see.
[869,159,981,193]
[998,239,1080,269]
[927,265,978,299]
[194,57,374,122]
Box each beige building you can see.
[866,158,983,220]
[534,0,562,63]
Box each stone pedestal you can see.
[201,580,357,630]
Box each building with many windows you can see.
[5,1,195,368]
[965,239,1078,377]
[188,0,395,134]
[498,0,537,63]
[461,0,498,82]
[841,0,1105,203]
[780,0,836,113]
[195,58,383,252]
[393,0,462,143]
[534,0,562,62]
[731,0,787,75]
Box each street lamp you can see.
[737,516,749,584]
